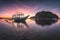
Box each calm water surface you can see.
[0,19,60,40]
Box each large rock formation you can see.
[35,11,58,20]
[34,11,58,26]
[30,11,58,26]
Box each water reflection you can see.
[0,19,60,40]
[35,19,58,26]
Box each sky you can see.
[0,0,60,18]
[0,0,60,40]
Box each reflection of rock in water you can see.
[30,11,58,26]
[35,19,58,26]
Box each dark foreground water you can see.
[0,19,60,40]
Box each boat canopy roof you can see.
[12,13,24,18]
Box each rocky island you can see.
[30,11,58,26]
[35,11,58,20]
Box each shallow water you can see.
[0,19,60,40]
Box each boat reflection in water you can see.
[35,18,58,26]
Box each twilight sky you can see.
[0,0,60,18]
